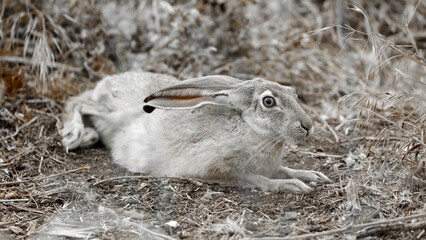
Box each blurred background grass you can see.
[1,0,424,170]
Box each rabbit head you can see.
[143,76,313,142]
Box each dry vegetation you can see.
[0,0,425,239]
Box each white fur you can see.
[61,71,331,193]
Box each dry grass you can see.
[0,0,115,97]
[0,0,425,239]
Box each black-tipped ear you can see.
[142,75,242,113]
[143,105,156,113]
[143,93,230,112]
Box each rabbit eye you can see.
[262,96,276,108]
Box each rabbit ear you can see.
[143,76,242,113]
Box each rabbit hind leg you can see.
[60,90,102,150]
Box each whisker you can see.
[245,135,283,167]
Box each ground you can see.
[0,93,424,239]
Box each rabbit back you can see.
[91,71,179,111]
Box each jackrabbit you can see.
[61,71,331,193]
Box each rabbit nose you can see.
[300,120,313,135]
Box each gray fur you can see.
[61,71,331,193]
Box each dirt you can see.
[1,94,424,239]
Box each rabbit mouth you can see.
[291,126,313,140]
[292,120,314,139]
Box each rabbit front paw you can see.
[298,170,332,183]
[241,174,314,194]
[273,179,313,194]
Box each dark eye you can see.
[262,96,276,107]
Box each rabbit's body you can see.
[113,106,283,181]
[61,71,331,193]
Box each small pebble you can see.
[165,220,179,228]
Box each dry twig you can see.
[252,212,426,240]
[1,117,38,141]
[91,175,148,186]
[0,166,90,186]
